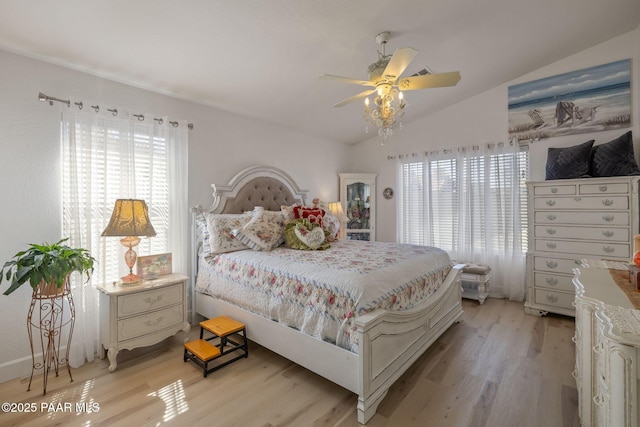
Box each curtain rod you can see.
[386,138,524,160]
[37,92,194,130]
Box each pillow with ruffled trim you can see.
[205,212,253,255]
[232,207,287,251]
[284,218,330,250]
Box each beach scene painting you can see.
[508,59,631,141]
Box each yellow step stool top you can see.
[200,316,245,337]
[184,339,221,362]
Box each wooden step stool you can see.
[183,315,248,377]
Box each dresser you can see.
[525,176,640,317]
[573,264,640,427]
[97,273,190,371]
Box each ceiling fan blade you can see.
[381,47,418,82]
[397,71,461,91]
[333,89,376,107]
[320,74,375,87]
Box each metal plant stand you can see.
[27,279,75,395]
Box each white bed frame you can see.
[191,166,464,424]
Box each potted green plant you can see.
[0,238,95,296]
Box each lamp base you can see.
[120,273,142,285]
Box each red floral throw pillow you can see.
[292,206,324,226]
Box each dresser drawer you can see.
[534,196,628,210]
[117,304,184,341]
[534,288,574,310]
[533,185,576,196]
[533,255,584,274]
[579,182,630,195]
[535,239,630,258]
[534,211,629,226]
[117,283,183,317]
[534,225,629,242]
[533,272,575,292]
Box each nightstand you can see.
[96,273,190,372]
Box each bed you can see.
[191,165,464,424]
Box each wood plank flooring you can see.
[0,298,579,427]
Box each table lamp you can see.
[328,201,347,240]
[102,199,156,283]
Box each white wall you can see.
[0,49,351,382]
[353,27,640,243]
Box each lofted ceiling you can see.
[0,0,638,144]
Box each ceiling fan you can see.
[321,31,461,108]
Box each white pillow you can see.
[205,212,253,255]
[233,207,287,251]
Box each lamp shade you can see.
[327,201,346,220]
[101,199,156,237]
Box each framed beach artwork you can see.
[137,253,172,279]
[508,59,631,141]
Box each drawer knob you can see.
[602,245,615,253]
[574,196,582,202]
[546,214,556,221]
[602,214,614,222]
[599,185,608,192]
[545,228,556,235]
[602,230,614,238]
[144,316,165,327]
[602,199,614,206]
[143,295,164,305]
[546,260,558,269]
[546,242,557,249]
[545,277,558,286]
[551,188,558,194]
[545,294,559,303]
[546,200,556,206]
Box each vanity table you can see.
[573,263,640,427]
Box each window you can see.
[398,143,528,299]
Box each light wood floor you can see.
[0,298,579,427]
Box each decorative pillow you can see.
[284,218,330,250]
[545,140,594,180]
[321,208,340,241]
[590,131,640,177]
[281,204,299,221]
[205,212,253,255]
[232,207,287,251]
[293,206,324,226]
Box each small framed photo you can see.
[137,253,172,280]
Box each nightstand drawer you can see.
[117,283,183,317]
[118,304,184,341]
[534,289,574,310]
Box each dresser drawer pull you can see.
[545,294,559,303]
[574,259,584,266]
[593,341,604,354]
[602,230,614,238]
[602,199,614,206]
[574,196,582,202]
[602,214,614,222]
[546,200,556,206]
[550,188,558,193]
[546,260,558,269]
[599,185,608,192]
[545,277,558,286]
[545,228,556,235]
[546,242,557,249]
[144,316,165,327]
[143,295,164,305]
[602,245,615,253]
[593,394,605,407]
[546,214,556,221]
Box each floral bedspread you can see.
[195,240,452,353]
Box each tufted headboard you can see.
[191,166,308,296]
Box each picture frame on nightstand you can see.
[137,253,172,280]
